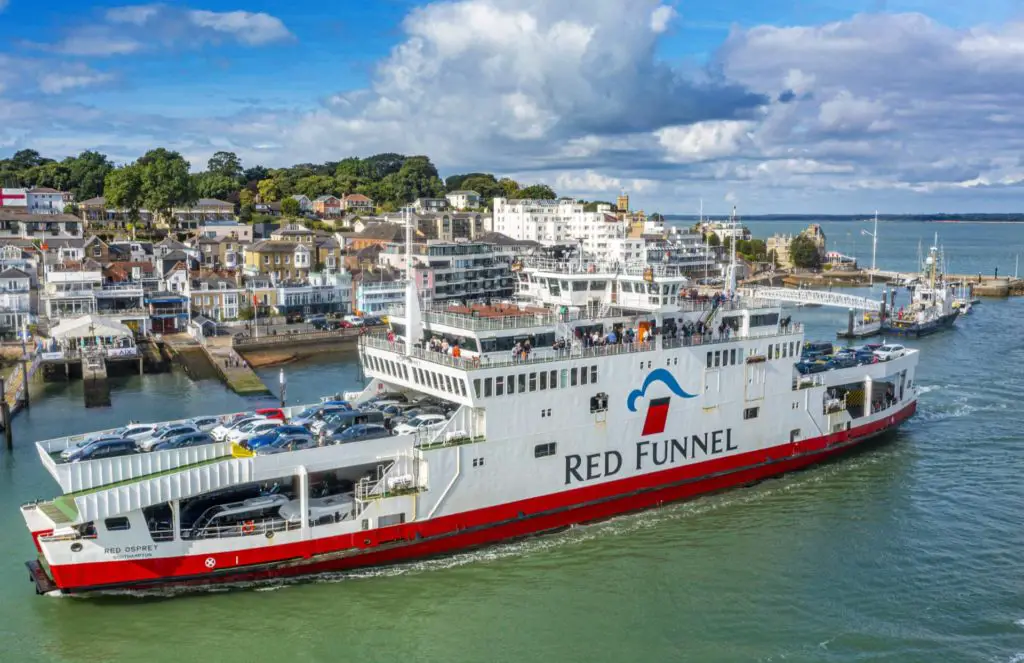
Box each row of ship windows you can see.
[705,340,801,369]
[473,365,599,399]
[367,354,468,398]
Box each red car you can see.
[255,407,286,421]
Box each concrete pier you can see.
[203,337,271,396]
[82,352,111,408]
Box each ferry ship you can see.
[20,235,919,595]
[883,239,958,338]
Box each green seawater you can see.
[0,221,1022,663]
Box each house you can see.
[45,238,87,263]
[290,195,313,213]
[103,261,159,292]
[347,222,414,251]
[243,241,312,281]
[187,274,243,321]
[315,235,342,272]
[274,270,353,318]
[413,211,486,241]
[254,201,282,217]
[146,291,190,334]
[156,250,199,280]
[445,190,481,210]
[353,268,406,316]
[767,224,827,269]
[270,223,316,244]
[0,211,82,240]
[107,240,153,265]
[27,187,73,215]
[252,222,281,240]
[196,236,245,271]
[313,195,342,217]
[0,243,40,286]
[476,231,541,258]
[341,193,374,214]
[0,267,33,334]
[172,198,235,230]
[413,197,449,213]
[198,220,252,242]
[163,263,190,293]
[41,259,148,333]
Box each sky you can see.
[3,0,1024,215]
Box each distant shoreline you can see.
[664,215,1024,224]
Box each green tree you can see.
[136,148,194,222]
[706,232,721,247]
[193,172,237,200]
[10,149,50,170]
[207,151,243,180]
[238,189,254,207]
[517,184,556,199]
[238,203,255,224]
[63,203,78,215]
[583,200,615,212]
[104,165,144,223]
[458,174,503,202]
[65,150,112,200]
[789,234,822,269]
[498,177,520,198]
[257,178,281,202]
[280,197,301,217]
[294,175,337,198]
[243,165,269,183]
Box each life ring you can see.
[241,520,255,535]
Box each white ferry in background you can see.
[20,233,920,595]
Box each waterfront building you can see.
[186,274,242,322]
[46,313,138,358]
[767,224,828,269]
[490,197,584,244]
[274,270,353,317]
[41,260,148,333]
[0,243,40,286]
[355,269,406,315]
[405,211,486,242]
[0,267,33,334]
[145,291,190,334]
[445,190,481,210]
[378,240,515,304]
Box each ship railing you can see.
[183,517,304,541]
[363,323,804,373]
[794,373,826,390]
[417,405,482,450]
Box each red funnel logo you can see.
[642,397,671,436]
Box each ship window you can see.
[484,378,492,397]
[430,372,438,390]
[766,344,772,360]
[730,349,737,365]
[790,429,801,442]
[507,374,515,394]
[621,281,633,293]
[445,375,454,393]
[539,371,547,390]
[495,376,504,396]
[714,351,721,367]
[590,392,609,413]
[473,379,481,398]
[529,372,537,391]
[403,365,410,381]
[560,369,568,388]
[573,281,587,291]
[550,370,557,389]
[570,368,578,386]
[534,443,557,458]
[459,380,467,397]
[105,517,130,531]
[580,366,588,385]
[518,373,526,392]
[707,352,712,368]
[590,366,598,383]
[744,407,759,420]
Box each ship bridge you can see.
[739,287,882,312]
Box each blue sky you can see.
[3,0,1024,214]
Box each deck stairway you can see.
[417,405,484,450]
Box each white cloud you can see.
[555,170,622,192]
[53,32,142,56]
[817,91,891,133]
[106,4,161,26]
[656,120,753,162]
[188,10,293,46]
[650,5,676,34]
[38,71,114,94]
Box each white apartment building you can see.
[275,271,353,316]
[0,267,33,332]
[491,197,585,244]
[40,262,147,331]
[378,240,515,303]
[27,188,73,215]
[356,276,406,316]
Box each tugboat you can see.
[882,237,959,338]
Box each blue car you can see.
[246,426,313,450]
[65,438,139,463]
[150,432,216,452]
[290,403,352,427]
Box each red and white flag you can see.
[0,188,27,207]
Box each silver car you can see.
[137,424,201,452]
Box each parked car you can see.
[873,344,907,361]
[226,420,281,444]
[316,409,386,439]
[285,311,304,324]
[255,407,286,422]
[66,438,140,463]
[189,415,222,432]
[210,415,265,441]
[326,423,392,445]
[150,432,216,452]
[291,404,352,428]
[392,413,448,437]
[825,355,858,370]
[802,341,834,358]
[245,426,314,451]
[343,315,364,327]
[795,361,829,375]
[305,314,327,326]
[254,434,318,455]
[60,434,128,460]
[137,424,201,452]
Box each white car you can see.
[392,413,448,437]
[226,420,281,444]
[873,344,907,361]
[190,415,222,432]
[343,315,364,327]
[115,424,160,441]
[137,424,201,452]
[210,416,264,441]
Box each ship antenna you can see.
[403,205,421,357]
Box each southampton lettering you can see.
[565,429,736,485]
